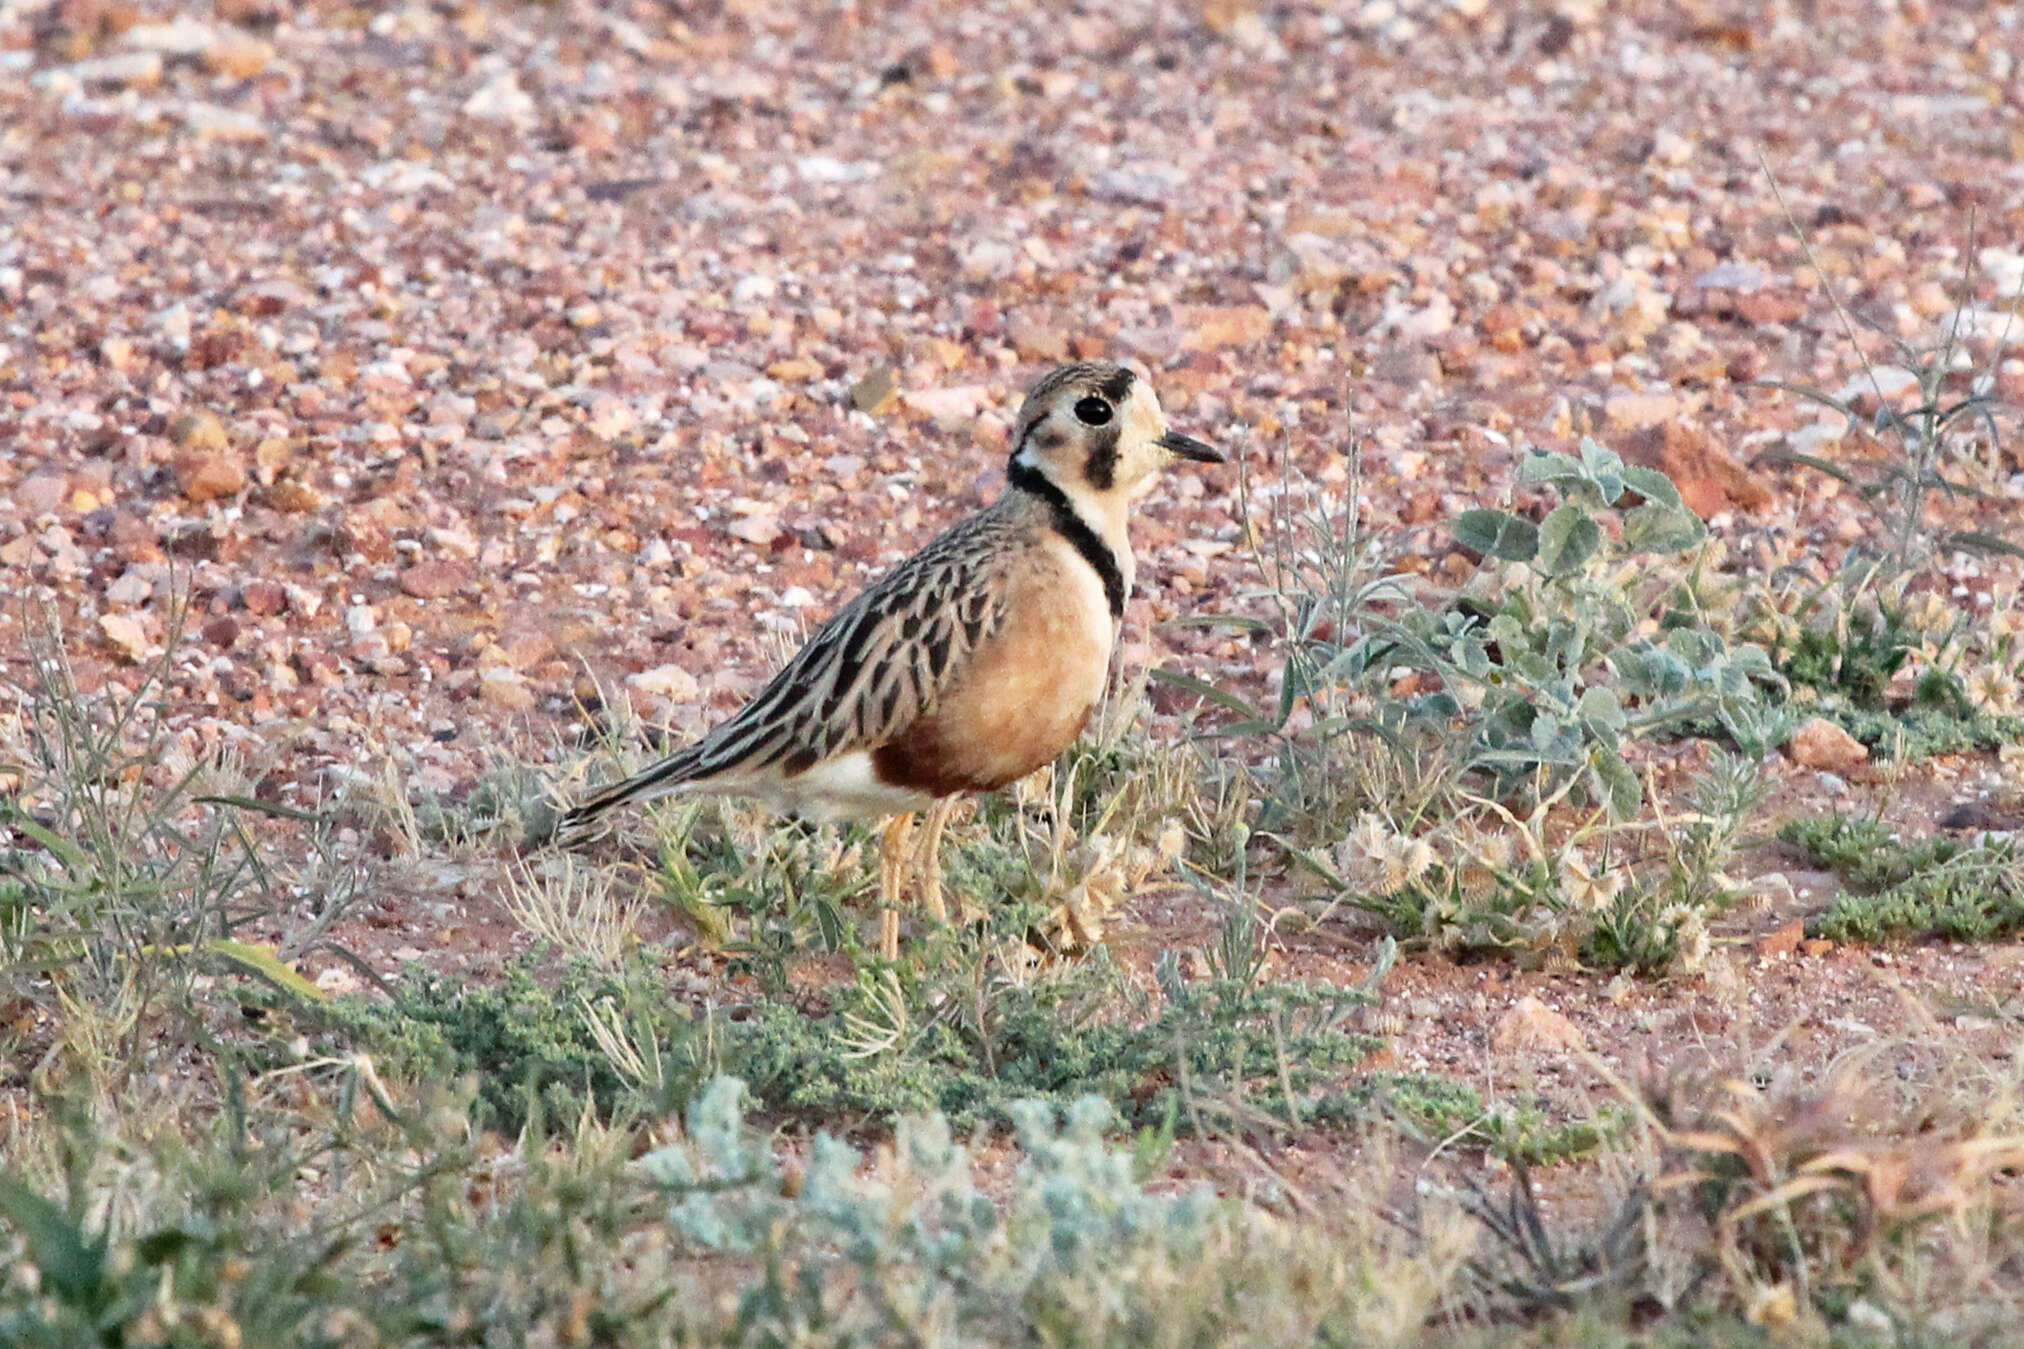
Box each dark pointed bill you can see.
[1157,430,1224,463]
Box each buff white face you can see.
[1010,362,1222,500]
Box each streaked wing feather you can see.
[685,509,1017,778]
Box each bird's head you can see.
[1007,361,1222,504]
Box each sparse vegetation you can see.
[1782,814,2024,945]
[9,392,2024,1340]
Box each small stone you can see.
[1272,232,1387,293]
[1373,348,1442,386]
[1007,316,1069,362]
[98,612,151,662]
[1907,281,1952,320]
[1490,995,1587,1054]
[1092,161,1185,207]
[1480,302,1529,343]
[1735,289,1805,325]
[765,357,823,381]
[99,335,136,371]
[239,283,306,319]
[241,579,286,616]
[202,36,272,78]
[168,410,230,454]
[314,966,360,995]
[900,384,991,428]
[1693,262,1769,292]
[628,664,700,701]
[1753,920,1805,958]
[1800,938,1835,958]
[121,18,222,56]
[1788,717,1869,773]
[253,436,295,480]
[1623,419,1772,516]
[585,396,632,439]
[1725,348,1765,383]
[182,104,267,142]
[399,560,470,600]
[104,569,154,606]
[266,481,322,513]
[479,667,536,710]
[172,449,245,503]
[65,51,164,88]
[494,628,555,669]
[464,72,535,124]
[15,473,68,517]
[1603,390,1682,432]
[850,367,897,415]
[726,514,783,547]
[1179,304,1274,352]
[284,585,322,619]
[1390,291,1456,340]
[202,615,241,648]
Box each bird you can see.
[555,360,1224,959]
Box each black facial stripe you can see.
[1097,366,1135,404]
[1006,458,1127,619]
[1083,422,1122,492]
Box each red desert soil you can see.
[4,0,2023,1171]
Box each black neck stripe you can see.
[1007,458,1126,619]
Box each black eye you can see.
[1072,396,1113,426]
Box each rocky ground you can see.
[4,0,2024,1178]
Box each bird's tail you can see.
[549,744,711,845]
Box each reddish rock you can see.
[1735,289,1806,325]
[765,357,823,381]
[1753,919,1805,958]
[1491,995,1587,1054]
[480,668,536,710]
[294,650,343,686]
[173,451,246,503]
[1787,717,1869,773]
[1621,419,1772,517]
[241,580,287,616]
[266,480,322,513]
[399,560,470,600]
[494,627,556,669]
[108,513,161,563]
[203,35,273,77]
[167,410,229,454]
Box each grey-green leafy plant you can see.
[1368,441,1784,819]
[1151,440,1430,847]
[648,1079,1247,1342]
[1584,749,1765,972]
